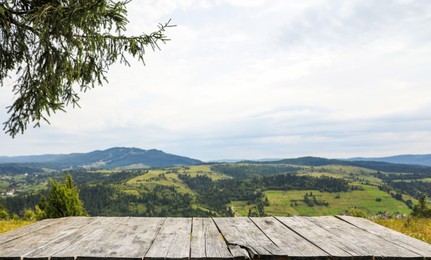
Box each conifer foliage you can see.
[0,0,173,137]
[45,175,86,218]
[412,196,431,218]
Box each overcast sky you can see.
[1,0,431,161]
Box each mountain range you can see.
[1,147,431,172]
[0,147,202,170]
[349,154,431,166]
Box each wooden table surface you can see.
[1,216,430,260]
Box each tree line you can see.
[210,164,304,179]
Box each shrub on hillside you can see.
[412,196,431,218]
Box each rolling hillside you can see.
[3,162,428,218]
[2,150,431,219]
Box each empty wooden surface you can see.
[1,216,430,260]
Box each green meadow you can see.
[230,184,413,217]
[127,165,229,194]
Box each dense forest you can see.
[79,184,208,217]
[0,164,40,175]
[390,181,431,199]
[1,161,431,218]
[179,173,348,216]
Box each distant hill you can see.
[0,164,41,174]
[0,154,64,164]
[3,149,431,173]
[0,147,202,170]
[255,156,431,174]
[270,156,343,166]
[349,154,431,166]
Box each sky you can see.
[1,0,431,161]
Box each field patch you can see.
[228,201,252,217]
[127,165,229,194]
[0,180,9,192]
[298,165,384,185]
[261,185,411,216]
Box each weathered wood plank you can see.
[0,217,92,260]
[126,217,167,258]
[1,216,428,260]
[144,217,191,260]
[165,218,192,260]
[337,215,431,258]
[205,218,234,260]
[0,218,64,245]
[276,216,359,259]
[49,217,165,260]
[191,218,232,260]
[251,217,328,259]
[213,217,284,258]
[191,218,206,260]
[227,245,250,260]
[30,217,119,260]
[306,216,423,259]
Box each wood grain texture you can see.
[0,218,64,245]
[48,217,165,260]
[37,217,120,260]
[306,216,422,259]
[276,216,358,258]
[191,218,232,259]
[227,245,250,260]
[213,217,284,258]
[144,217,192,260]
[337,215,431,258]
[251,217,329,259]
[0,217,92,260]
[1,216,429,260]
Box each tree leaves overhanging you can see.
[0,0,173,137]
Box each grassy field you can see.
[242,185,413,216]
[0,220,34,234]
[127,165,229,194]
[226,164,416,218]
[374,218,431,244]
[298,165,384,185]
[229,201,252,216]
[0,180,9,192]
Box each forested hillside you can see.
[2,160,431,218]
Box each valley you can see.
[1,158,430,218]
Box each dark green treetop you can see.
[412,196,431,218]
[0,0,173,137]
[0,203,9,219]
[45,175,86,218]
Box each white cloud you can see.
[1,0,431,160]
